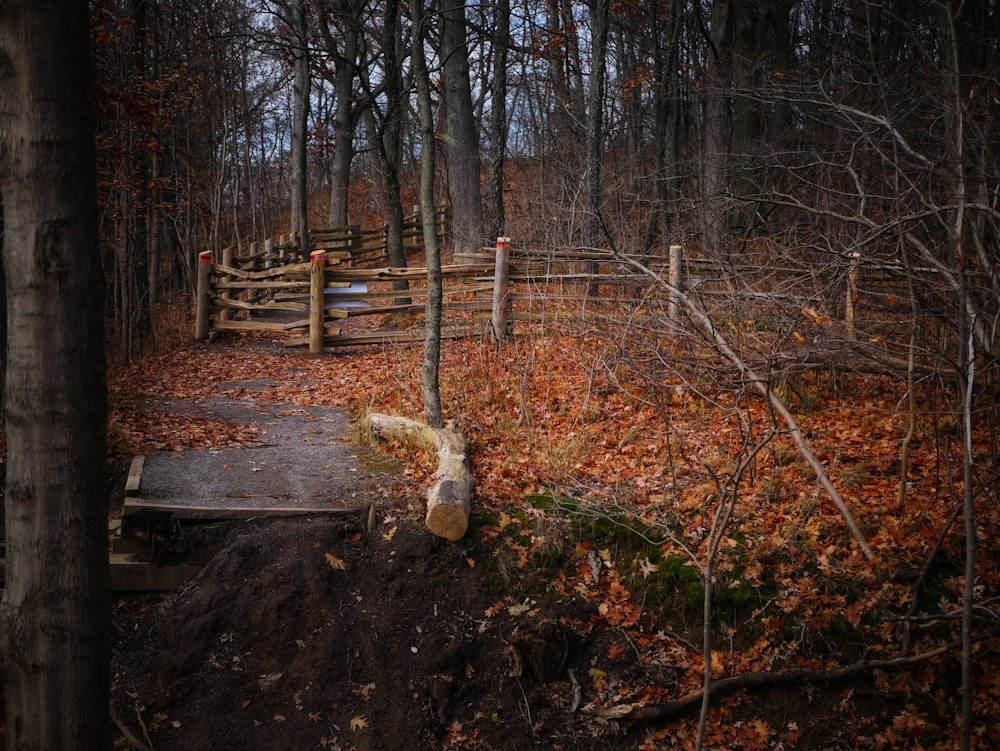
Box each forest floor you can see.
[7,295,1000,750]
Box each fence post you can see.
[310,249,326,354]
[220,246,234,321]
[668,244,683,320]
[195,249,213,340]
[491,236,512,341]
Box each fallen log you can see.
[364,413,472,541]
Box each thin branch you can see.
[612,251,876,560]
[594,635,987,722]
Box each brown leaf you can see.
[350,715,369,732]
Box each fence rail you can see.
[196,227,940,353]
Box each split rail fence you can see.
[195,220,928,354]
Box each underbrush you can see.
[108,314,1000,748]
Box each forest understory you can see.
[90,298,1000,751]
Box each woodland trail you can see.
[127,384,397,520]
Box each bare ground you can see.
[110,513,641,751]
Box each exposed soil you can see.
[111,514,638,751]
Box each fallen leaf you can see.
[382,525,397,541]
[256,671,282,690]
[507,599,534,617]
[638,557,659,579]
[350,715,369,732]
[308,712,322,722]
[325,553,346,570]
[273,714,286,723]
[466,557,476,568]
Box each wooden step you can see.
[110,553,201,591]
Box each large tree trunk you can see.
[320,0,361,229]
[378,0,410,303]
[439,0,485,261]
[288,0,311,256]
[0,1,111,748]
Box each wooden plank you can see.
[274,282,492,304]
[213,280,311,289]
[125,455,145,497]
[213,298,308,312]
[284,325,483,348]
[110,554,202,591]
[326,263,493,282]
[122,497,361,520]
[213,261,312,281]
[212,320,298,332]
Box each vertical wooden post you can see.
[491,236,512,341]
[309,249,326,354]
[195,249,213,340]
[219,246,234,321]
[845,251,860,340]
[668,244,683,320]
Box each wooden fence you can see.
[196,225,922,352]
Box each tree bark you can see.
[485,0,510,241]
[439,0,485,261]
[318,0,361,229]
[0,2,111,748]
[410,0,443,428]
[364,413,471,540]
[287,0,311,256]
[376,0,410,303]
[583,0,609,290]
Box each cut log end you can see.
[425,502,469,541]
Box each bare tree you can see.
[410,0,443,427]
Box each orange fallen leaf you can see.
[325,553,346,570]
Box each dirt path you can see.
[131,389,395,516]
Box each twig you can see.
[109,699,152,751]
[612,251,875,560]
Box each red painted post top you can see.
[198,250,213,262]
[310,249,326,263]
[496,236,510,251]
